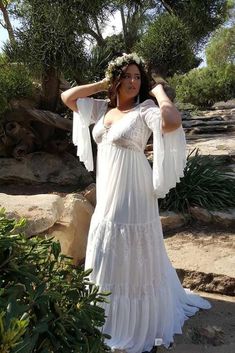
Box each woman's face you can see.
[118,64,141,100]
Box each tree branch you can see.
[120,5,128,51]
[159,0,174,15]
[0,0,15,45]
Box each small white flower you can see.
[105,53,145,84]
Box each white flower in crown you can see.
[105,52,145,84]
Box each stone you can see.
[9,96,40,110]
[177,270,235,296]
[189,206,212,223]
[0,193,64,236]
[0,152,93,187]
[190,207,235,227]
[83,183,96,207]
[211,209,235,228]
[212,99,235,110]
[160,211,186,231]
[49,193,94,265]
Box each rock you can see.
[83,183,96,207]
[0,193,64,236]
[190,207,235,227]
[190,206,212,223]
[177,270,235,296]
[211,209,235,228]
[187,134,235,156]
[160,211,186,231]
[49,193,94,265]
[212,99,235,110]
[188,125,232,135]
[189,325,224,346]
[9,96,40,110]
[0,152,93,187]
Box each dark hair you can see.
[107,61,151,107]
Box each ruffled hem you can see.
[85,218,211,353]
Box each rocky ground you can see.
[159,291,235,353]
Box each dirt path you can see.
[157,292,235,353]
[159,223,235,353]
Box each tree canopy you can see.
[206,25,235,66]
[0,0,231,110]
[135,13,199,76]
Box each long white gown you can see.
[73,98,211,353]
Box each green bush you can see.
[0,62,34,116]
[0,211,110,353]
[135,13,198,76]
[169,64,235,107]
[159,150,235,213]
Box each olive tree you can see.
[135,14,199,76]
[206,25,235,66]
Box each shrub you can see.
[206,26,235,67]
[135,13,198,76]
[169,64,235,107]
[0,62,34,117]
[159,150,235,213]
[0,211,110,353]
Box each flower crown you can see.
[105,53,146,84]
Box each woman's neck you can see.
[117,97,136,111]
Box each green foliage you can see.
[159,150,235,213]
[135,14,199,76]
[85,45,114,83]
[0,311,29,353]
[164,0,229,49]
[206,25,235,67]
[169,64,235,107]
[0,210,111,353]
[5,0,88,77]
[103,34,126,58]
[0,60,34,118]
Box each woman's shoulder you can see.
[77,97,108,105]
[139,98,158,108]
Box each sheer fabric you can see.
[73,98,211,353]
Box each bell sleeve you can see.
[142,99,186,199]
[72,97,107,171]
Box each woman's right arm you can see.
[61,79,108,112]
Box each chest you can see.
[92,109,151,150]
[103,108,130,128]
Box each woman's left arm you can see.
[150,84,181,133]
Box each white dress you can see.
[73,98,211,353]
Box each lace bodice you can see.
[73,97,186,198]
[92,103,153,152]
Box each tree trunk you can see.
[159,0,174,15]
[86,27,105,47]
[2,108,72,157]
[0,0,16,45]
[120,6,128,52]
[41,67,60,111]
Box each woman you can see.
[61,53,210,353]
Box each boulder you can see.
[212,99,235,110]
[190,206,235,227]
[211,209,235,228]
[189,206,212,223]
[0,152,93,187]
[160,211,186,231]
[187,134,235,157]
[49,193,94,265]
[83,183,96,207]
[0,193,64,236]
